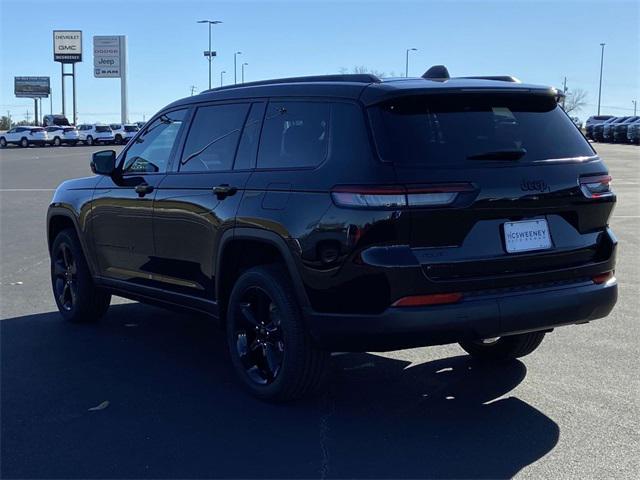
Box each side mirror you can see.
[90,150,116,175]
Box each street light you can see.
[597,43,605,115]
[234,51,242,84]
[220,70,226,87]
[241,62,248,83]
[633,100,637,116]
[405,48,417,77]
[197,19,222,90]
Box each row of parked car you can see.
[0,122,143,148]
[584,115,640,144]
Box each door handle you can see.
[135,183,154,197]
[212,184,238,199]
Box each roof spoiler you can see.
[460,75,521,83]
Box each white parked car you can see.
[110,123,140,144]
[77,124,115,145]
[45,126,80,146]
[0,126,48,148]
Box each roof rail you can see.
[203,73,381,93]
[458,75,521,83]
[420,65,521,83]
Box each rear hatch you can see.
[369,91,616,290]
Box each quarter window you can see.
[257,102,330,169]
[121,109,186,174]
[180,103,249,172]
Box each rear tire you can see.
[459,331,546,361]
[53,137,61,146]
[0,137,6,148]
[115,134,123,144]
[226,265,329,402]
[86,135,94,146]
[51,228,111,323]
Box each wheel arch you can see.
[47,207,98,277]
[216,228,310,322]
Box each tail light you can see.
[580,174,613,199]
[592,271,614,284]
[332,183,475,209]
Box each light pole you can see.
[197,20,222,90]
[405,48,417,77]
[234,51,242,84]
[220,70,226,87]
[597,43,605,115]
[633,100,637,116]
[241,62,248,83]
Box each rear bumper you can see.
[306,279,617,352]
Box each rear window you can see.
[95,125,111,133]
[370,93,594,166]
[30,128,44,132]
[63,127,75,133]
[124,125,139,132]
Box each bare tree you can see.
[563,88,588,114]
[338,66,388,78]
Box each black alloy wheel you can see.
[50,228,111,323]
[52,241,78,312]
[227,265,329,402]
[233,286,285,385]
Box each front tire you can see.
[51,228,111,323]
[0,137,6,148]
[115,134,123,144]
[459,331,546,361]
[53,137,61,146]
[226,265,329,402]
[20,137,29,148]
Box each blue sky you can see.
[1,0,638,123]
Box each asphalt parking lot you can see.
[1,143,638,479]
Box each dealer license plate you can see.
[504,219,552,253]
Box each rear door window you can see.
[369,93,594,166]
[180,103,249,172]
[257,101,329,169]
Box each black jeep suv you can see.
[47,67,618,401]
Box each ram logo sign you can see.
[53,30,82,63]
[93,36,124,78]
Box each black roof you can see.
[164,70,556,111]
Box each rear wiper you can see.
[467,148,527,161]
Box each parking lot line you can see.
[0,189,56,192]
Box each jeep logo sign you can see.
[53,30,82,63]
[93,36,124,78]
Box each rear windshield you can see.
[30,128,45,132]
[369,93,594,166]
[124,125,139,132]
[95,125,111,133]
